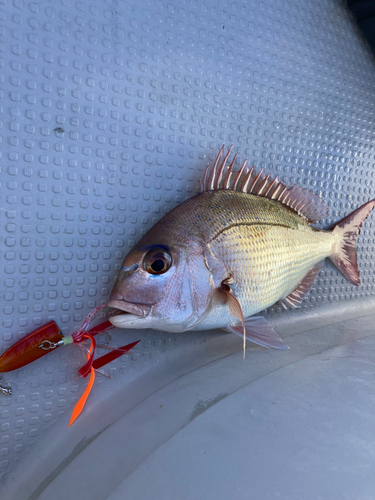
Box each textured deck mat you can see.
[0,0,375,496]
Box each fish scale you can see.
[188,190,334,330]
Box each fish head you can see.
[107,221,213,332]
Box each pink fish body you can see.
[108,146,375,350]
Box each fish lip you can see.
[107,299,150,318]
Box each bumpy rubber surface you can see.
[0,0,375,497]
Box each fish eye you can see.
[142,248,172,275]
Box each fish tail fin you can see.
[330,200,375,285]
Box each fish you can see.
[108,145,375,354]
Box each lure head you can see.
[108,207,213,332]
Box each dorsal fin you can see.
[200,146,328,223]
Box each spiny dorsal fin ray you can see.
[279,261,324,309]
[200,145,328,223]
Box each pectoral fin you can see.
[213,278,289,355]
[213,278,247,358]
[226,316,289,350]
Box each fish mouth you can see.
[107,299,149,316]
[107,299,151,327]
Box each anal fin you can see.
[227,316,289,350]
[280,261,323,309]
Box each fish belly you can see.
[195,223,333,330]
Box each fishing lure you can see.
[0,304,140,426]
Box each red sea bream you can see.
[108,146,375,353]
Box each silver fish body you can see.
[108,147,375,350]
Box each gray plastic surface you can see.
[1,0,375,498]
